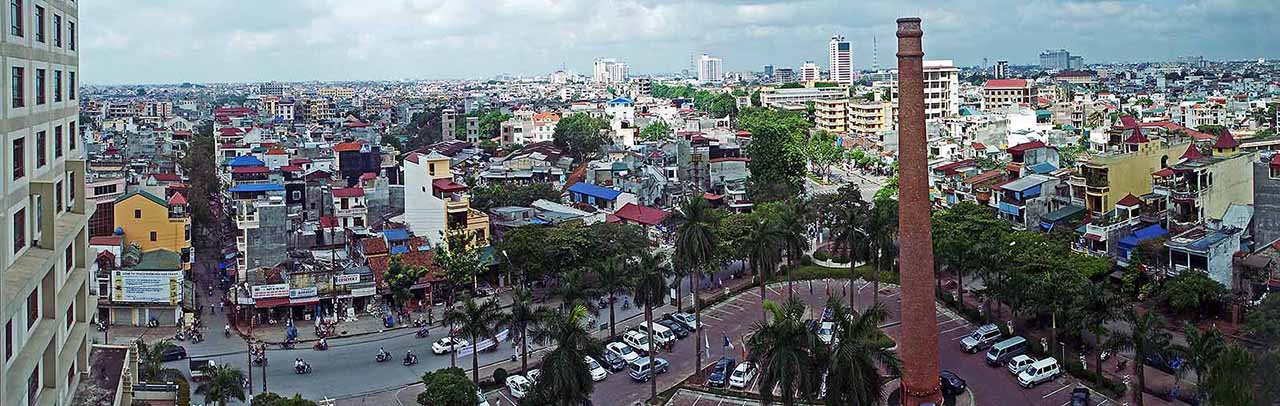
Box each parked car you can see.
[1143,352,1185,374]
[606,342,640,363]
[526,369,541,384]
[816,322,835,345]
[706,357,737,387]
[477,389,490,406]
[728,362,758,389]
[602,350,627,372]
[940,370,967,396]
[628,356,669,382]
[161,345,188,362]
[821,307,834,322]
[1017,357,1061,388]
[505,375,531,399]
[432,337,470,355]
[658,320,690,338]
[960,324,1003,353]
[584,356,608,382]
[1071,388,1090,406]
[1006,355,1036,375]
[985,336,1028,366]
[622,330,652,354]
[634,323,676,347]
[663,312,698,331]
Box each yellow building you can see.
[1071,128,1191,215]
[113,190,193,269]
[848,99,894,137]
[814,99,848,133]
[404,151,491,251]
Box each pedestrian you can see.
[427,308,434,325]
[808,279,813,294]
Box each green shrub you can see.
[1064,360,1126,397]
[799,255,813,266]
[493,367,508,384]
[813,251,830,261]
[832,255,850,263]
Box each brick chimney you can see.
[895,17,943,405]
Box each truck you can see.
[189,359,215,381]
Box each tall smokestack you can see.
[895,17,943,405]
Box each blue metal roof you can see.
[568,182,622,200]
[227,155,266,167]
[608,97,634,105]
[1027,162,1058,174]
[228,183,284,193]
[389,246,409,255]
[382,228,411,242]
[1118,224,1169,248]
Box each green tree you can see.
[742,209,783,317]
[193,364,246,406]
[631,251,671,404]
[444,297,511,383]
[827,190,870,307]
[251,392,319,406]
[1107,311,1171,406]
[594,256,633,338]
[748,297,824,405]
[800,130,843,181]
[932,202,1009,310]
[639,120,673,142]
[1076,282,1123,386]
[1158,271,1225,316]
[1201,344,1255,406]
[776,199,813,295]
[384,256,426,306]
[1173,323,1224,401]
[671,197,719,374]
[525,305,603,406]
[136,340,182,382]
[740,108,809,202]
[510,288,551,375]
[470,183,563,211]
[1245,294,1280,349]
[180,134,218,231]
[404,109,446,151]
[478,111,512,139]
[553,112,609,161]
[417,367,479,406]
[823,298,900,406]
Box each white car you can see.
[476,389,490,406]
[505,375,531,398]
[584,356,608,382]
[432,337,470,355]
[526,369,541,384]
[728,362,758,389]
[666,312,698,331]
[606,342,640,363]
[817,322,835,345]
[622,331,652,354]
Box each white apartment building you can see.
[828,35,852,85]
[800,61,820,82]
[884,60,959,120]
[2,1,92,405]
[697,54,722,83]
[593,58,627,84]
[814,99,848,133]
[759,86,849,108]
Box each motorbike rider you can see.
[295,357,304,371]
[224,324,231,336]
[378,347,388,359]
[404,350,416,363]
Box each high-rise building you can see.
[763,65,774,78]
[994,60,1008,79]
[1,1,92,405]
[592,58,627,84]
[696,54,723,83]
[1068,55,1085,70]
[828,34,853,84]
[1039,49,1071,70]
[773,67,796,84]
[799,61,820,82]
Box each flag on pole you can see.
[704,333,710,351]
[723,334,734,350]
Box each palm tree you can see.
[632,251,672,404]
[444,297,511,383]
[671,197,719,374]
[1202,344,1255,406]
[829,201,869,308]
[194,364,246,406]
[743,212,783,318]
[554,270,593,312]
[510,288,550,375]
[595,256,633,338]
[1077,282,1123,386]
[526,304,603,406]
[823,297,900,406]
[867,198,897,307]
[1107,310,1171,406]
[135,340,181,382]
[748,296,824,405]
[777,199,812,296]
[1174,322,1224,401]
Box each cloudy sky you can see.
[84,0,1280,84]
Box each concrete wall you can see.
[1202,154,1254,221]
[1254,162,1280,246]
[247,203,288,269]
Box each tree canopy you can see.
[639,120,672,142]
[469,183,563,211]
[553,112,610,160]
[417,367,479,406]
[740,107,809,202]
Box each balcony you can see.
[445,194,470,213]
[335,205,367,217]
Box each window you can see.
[1272,166,1280,180]
[12,137,23,179]
[51,14,59,47]
[53,125,60,157]
[149,231,157,241]
[4,320,11,362]
[32,5,40,42]
[65,245,72,273]
[184,227,190,241]
[33,68,43,105]
[55,181,63,213]
[67,21,73,50]
[28,364,38,406]
[68,72,74,99]
[11,66,24,107]
[13,208,24,253]
[26,287,38,327]
[9,0,22,37]
[133,209,141,219]
[35,131,44,167]
[52,70,60,102]
[69,120,77,149]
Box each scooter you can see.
[174,331,187,341]
[294,363,312,374]
[253,354,268,365]
[376,352,391,363]
[313,341,328,351]
[416,328,430,339]
[403,355,418,366]
[281,340,296,350]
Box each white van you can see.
[1017,357,1061,388]
[635,323,675,347]
[1006,355,1036,375]
[985,336,1028,366]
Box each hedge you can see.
[1064,360,1126,397]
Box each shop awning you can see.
[254,298,291,308]
[290,297,320,305]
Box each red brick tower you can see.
[895,17,943,405]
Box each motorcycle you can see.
[415,328,430,339]
[403,355,418,366]
[281,340,296,350]
[376,352,391,363]
[174,331,187,341]
[313,341,328,351]
[95,320,108,332]
[147,318,159,328]
[190,332,204,344]
[294,363,312,374]
[253,354,268,365]
[224,327,231,338]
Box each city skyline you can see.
[85,0,1280,84]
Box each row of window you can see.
[11,66,76,108]
[10,0,76,50]
[12,119,78,181]
[12,175,72,256]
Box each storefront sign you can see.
[251,283,289,299]
[334,274,360,285]
[289,287,318,298]
[350,287,377,297]
[111,271,183,304]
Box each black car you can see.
[160,345,188,362]
[658,320,689,338]
[1143,352,1184,374]
[1070,388,1090,406]
[940,370,966,396]
[707,357,736,387]
[602,350,627,372]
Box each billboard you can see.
[111,271,183,304]
[251,283,290,299]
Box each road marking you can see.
[704,314,724,321]
[950,332,973,341]
[1042,383,1072,399]
[693,392,704,405]
[744,291,761,298]
[939,324,968,335]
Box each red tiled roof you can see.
[1152,168,1175,177]
[290,158,312,165]
[333,187,365,198]
[367,250,438,289]
[709,157,750,164]
[151,173,181,182]
[703,192,723,200]
[266,148,288,155]
[279,165,303,172]
[983,79,1028,89]
[934,159,976,175]
[90,236,123,246]
[360,172,377,181]
[1181,143,1204,161]
[1271,153,1280,169]
[1117,194,1142,207]
[963,170,1005,185]
[734,130,751,137]
[1125,127,1149,144]
[168,192,187,205]
[971,142,987,150]
[614,203,670,226]
[218,127,245,136]
[359,237,388,256]
[432,178,468,193]
[333,141,364,152]
[1007,141,1045,153]
[1119,116,1139,129]
[1213,128,1239,149]
[319,216,339,228]
[232,166,269,174]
